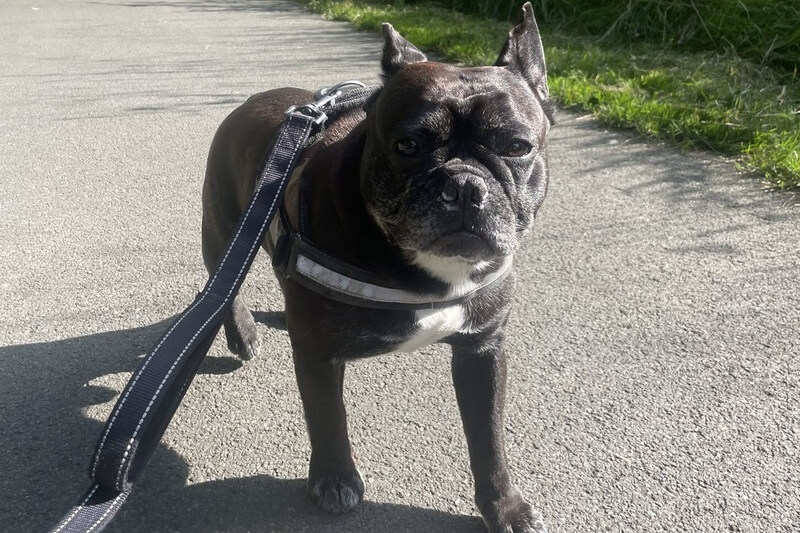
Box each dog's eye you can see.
[504,140,532,158]
[396,138,419,156]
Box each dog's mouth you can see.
[424,230,495,261]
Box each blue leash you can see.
[50,82,372,533]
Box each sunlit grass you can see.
[304,0,800,190]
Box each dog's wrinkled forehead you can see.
[376,62,549,136]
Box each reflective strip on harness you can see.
[273,231,513,310]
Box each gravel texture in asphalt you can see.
[1,1,798,532]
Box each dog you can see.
[201,3,554,532]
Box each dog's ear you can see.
[381,23,427,77]
[495,2,549,104]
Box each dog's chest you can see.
[391,305,466,353]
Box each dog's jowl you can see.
[201,3,554,532]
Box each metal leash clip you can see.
[286,80,366,125]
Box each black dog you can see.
[201,3,553,531]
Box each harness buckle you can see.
[284,102,328,125]
[285,80,366,125]
[313,80,366,107]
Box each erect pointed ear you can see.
[381,23,427,77]
[495,2,549,103]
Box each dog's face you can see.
[361,7,553,267]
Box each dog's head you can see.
[360,3,553,275]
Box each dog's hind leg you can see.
[201,202,261,361]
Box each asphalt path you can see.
[1,1,798,532]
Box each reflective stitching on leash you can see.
[52,484,98,533]
[112,116,311,488]
[92,115,308,486]
[90,286,206,480]
[85,490,128,533]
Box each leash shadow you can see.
[0,316,242,532]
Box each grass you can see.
[416,1,800,75]
[303,0,800,190]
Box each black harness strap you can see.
[50,83,373,533]
[272,230,513,310]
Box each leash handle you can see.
[50,109,318,533]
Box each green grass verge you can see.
[410,1,800,75]
[304,0,800,190]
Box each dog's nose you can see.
[441,175,487,209]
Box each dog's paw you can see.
[225,331,259,360]
[308,470,365,514]
[223,305,260,360]
[480,493,546,533]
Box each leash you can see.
[50,81,374,533]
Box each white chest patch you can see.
[393,305,466,353]
[412,252,492,298]
[380,251,511,354]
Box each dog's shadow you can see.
[0,312,481,532]
[111,473,484,532]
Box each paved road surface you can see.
[1,1,798,532]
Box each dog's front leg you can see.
[292,349,365,514]
[451,333,546,533]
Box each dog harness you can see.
[271,221,512,310]
[50,81,511,532]
[268,166,513,310]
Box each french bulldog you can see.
[201,3,554,532]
